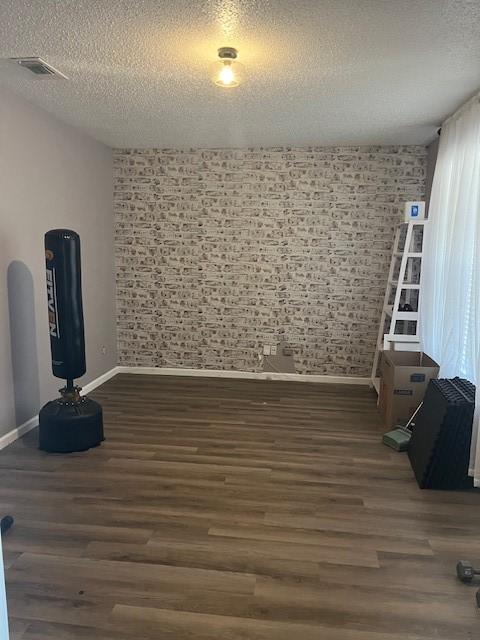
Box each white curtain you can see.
[0,535,9,640]
[421,92,480,485]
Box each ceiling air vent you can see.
[9,57,68,79]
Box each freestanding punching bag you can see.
[38,229,104,453]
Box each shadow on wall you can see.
[7,261,40,427]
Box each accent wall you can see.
[114,146,426,376]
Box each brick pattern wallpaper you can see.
[114,146,426,376]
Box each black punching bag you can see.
[39,229,104,453]
[45,230,86,380]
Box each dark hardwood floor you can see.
[2,374,480,639]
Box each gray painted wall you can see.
[0,88,117,438]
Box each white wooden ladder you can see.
[371,220,427,393]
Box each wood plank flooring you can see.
[2,374,480,639]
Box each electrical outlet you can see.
[263,345,271,356]
[270,345,277,356]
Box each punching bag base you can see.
[39,396,104,453]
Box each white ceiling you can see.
[1,0,479,149]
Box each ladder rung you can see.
[384,334,420,342]
[393,252,422,258]
[388,281,420,289]
[383,306,418,320]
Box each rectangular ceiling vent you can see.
[9,57,68,79]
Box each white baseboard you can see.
[80,366,122,395]
[117,366,370,386]
[0,366,121,451]
[0,415,40,451]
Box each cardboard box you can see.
[379,351,440,429]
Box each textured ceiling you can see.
[1,0,479,148]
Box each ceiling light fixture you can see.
[211,47,244,88]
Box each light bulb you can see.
[211,47,244,88]
[219,63,235,86]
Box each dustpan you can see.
[382,402,423,452]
